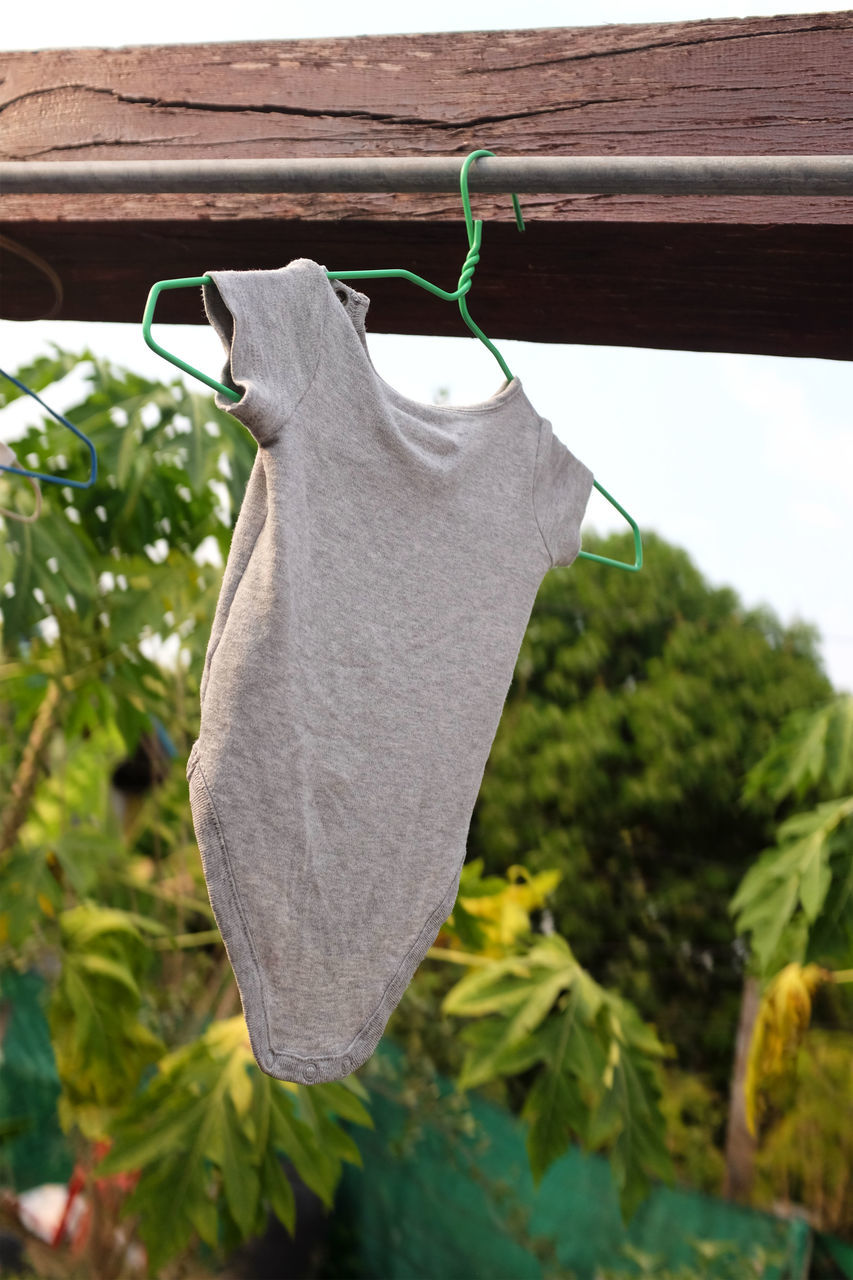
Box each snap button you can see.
[341,1057,352,1073]
[303,1063,317,1081]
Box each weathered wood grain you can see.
[1,13,851,356]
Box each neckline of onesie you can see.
[324,272,528,418]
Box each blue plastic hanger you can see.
[0,368,97,488]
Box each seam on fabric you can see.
[531,415,555,567]
[191,749,277,1061]
[331,272,524,418]
[350,853,463,1037]
[206,268,331,449]
[270,854,466,1066]
[378,380,525,417]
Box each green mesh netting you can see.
[0,969,72,1192]
[328,1039,824,1280]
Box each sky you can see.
[2,0,852,694]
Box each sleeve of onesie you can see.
[533,417,595,567]
[201,262,328,447]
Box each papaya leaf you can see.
[74,951,140,999]
[520,988,599,1181]
[94,1103,199,1177]
[730,796,853,974]
[95,1017,371,1273]
[311,1078,374,1129]
[269,1086,339,1208]
[824,694,853,796]
[121,1151,200,1276]
[49,904,166,1135]
[219,1091,261,1237]
[441,954,542,1017]
[743,695,853,806]
[441,924,673,1217]
[453,967,570,1091]
[0,847,64,948]
[455,1016,544,1092]
[263,1145,296,1236]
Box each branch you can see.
[0,679,61,855]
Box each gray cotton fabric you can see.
[186,257,594,1085]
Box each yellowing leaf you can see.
[36,890,55,921]
[457,865,562,955]
[602,1038,621,1090]
[744,962,829,1136]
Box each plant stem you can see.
[0,679,61,855]
[425,946,495,967]
[151,929,222,950]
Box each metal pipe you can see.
[1,155,852,196]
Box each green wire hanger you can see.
[142,147,641,572]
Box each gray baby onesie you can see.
[186,258,594,1085]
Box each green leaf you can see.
[251,1068,272,1159]
[94,1103,196,1176]
[444,935,583,1090]
[730,795,853,971]
[521,991,598,1182]
[734,875,800,973]
[441,955,539,1017]
[60,903,146,949]
[456,1017,544,1092]
[311,1106,364,1169]
[800,854,833,924]
[73,951,140,1000]
[311,1079,374,1129]
[606,1042,674,1221]
[523,1064,590,1185]
[29,514,98,603]
[269,1086,338,1208]
[186,1186,220,1248]
[263,1146,296,1236]
[219,1092,260,1237]
[186,394,213,494]
[122,1153,198,1276]
[0,847,63,948]
[825,695,853,795]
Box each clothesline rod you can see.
[2,155,853,196]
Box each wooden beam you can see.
[1,13,851,358]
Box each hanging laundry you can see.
[186,257,594,1084]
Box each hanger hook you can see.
[459,149,525,249]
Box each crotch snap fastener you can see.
[303,1063,317,1081]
